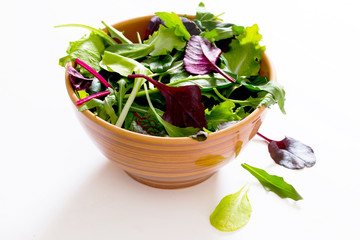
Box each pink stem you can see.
[212,64,236,83]
[256,132,274,143]
[75,58,113,89]
[76,90,111,105]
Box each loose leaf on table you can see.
[183,35,235,83]
[128,74,207,129]
[257,133,316,169]
[210,185,252,232]
[241,163,303,201]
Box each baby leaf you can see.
[257,133,316,169]
[183,35,235,83]
[210,185,252,231]
[241,163,303,201]
[67,66,93,91]
[222,24,265,77]
[144,25,187,56]
[155,12,191,40]
[143,84,199,137]
[128,74,207,129]
[205,101,242,131]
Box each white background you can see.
[1,0,359,239]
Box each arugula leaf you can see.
[55,24,117,46]
[222,24,265,77]
[101,21,132,44]
[195,2,216,22]
[144,25,187,56]
[241,163,303,201]
[59,33,106,77]
[155,12,191,40]
[205,101,241,131]
[103,94,118,124]
[241,78,286,114]
[210,185,252,231]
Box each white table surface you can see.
[1,0,359,239]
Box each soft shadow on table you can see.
[41,160,228,240]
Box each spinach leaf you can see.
[241,163,303,201]
[105,43,154,59]
[210,185,252,231]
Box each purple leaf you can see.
[67,66,93,91]
[128,74,207,129]
[184,35,236,83]
[145,16,201,40]
[257,133,316,169]
[144,16,165,39]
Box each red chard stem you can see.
[75,58,113,89]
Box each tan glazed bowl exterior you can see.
[65,15,275,189]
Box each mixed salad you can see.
[58,2,285,140]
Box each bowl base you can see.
[124,171,215,189]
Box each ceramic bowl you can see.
[65,15,275,189]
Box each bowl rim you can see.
[65,15,276,144]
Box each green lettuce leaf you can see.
[205,101,241,131]
[222,24,265,77]
[100,51,152,76]
[241,163,303,201]
[155,12,191,40]
[144,25,187,56]
[59,33,106,77]
[210,185,252,231]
